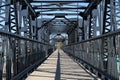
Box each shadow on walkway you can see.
[55,50,61,80]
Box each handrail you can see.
[67,53,116,80]
[63,29,120,80]
[0,30,50,45]
[11,53,51,80]
[66,29,120,46]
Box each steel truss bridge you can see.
[0,0,120,80]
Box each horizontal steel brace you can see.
[33,7,86,9]
[38,13,79,15]
[31,0,91,3]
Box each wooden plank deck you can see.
[26,49,100,80]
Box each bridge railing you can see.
[0,30,53,80]
[63,30,120,80]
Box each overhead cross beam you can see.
[31,0,91,3]
[36,13,79,15]
[36,9,84,12]
[37,17,56,30]
[32,7,87,9]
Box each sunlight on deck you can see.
[26,49,100,80]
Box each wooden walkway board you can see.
[26,49,100,80]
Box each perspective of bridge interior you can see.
[0,0,120,80]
